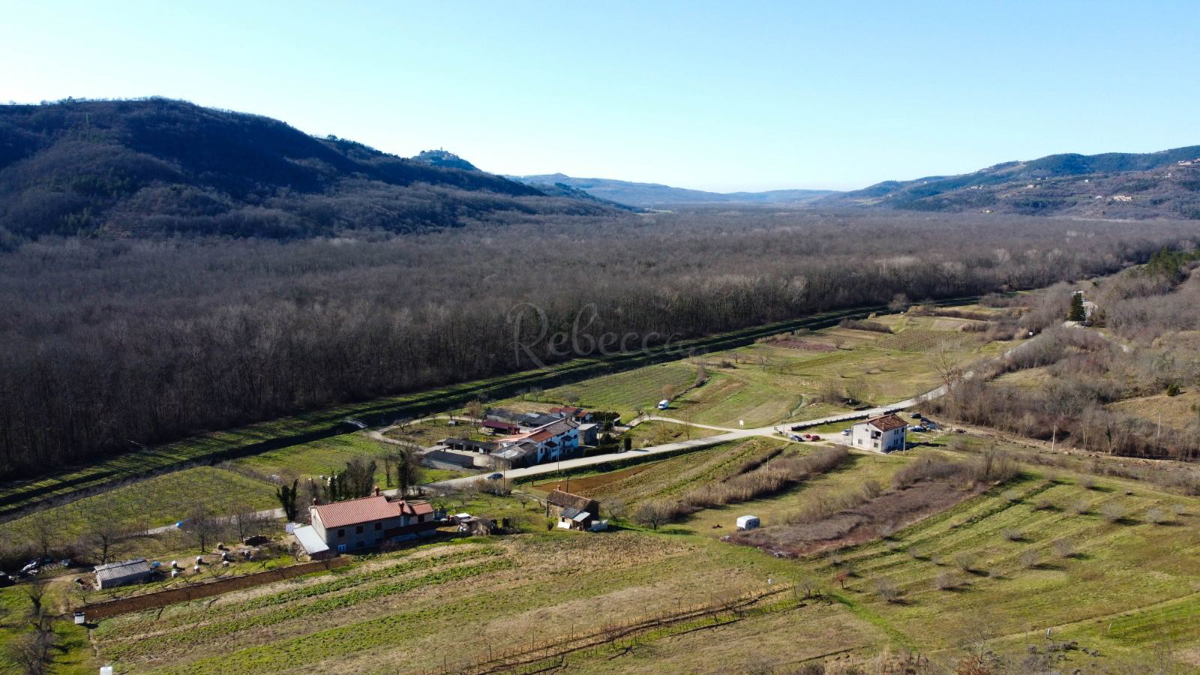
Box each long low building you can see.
[309,493,438,553]
[94,558,153,589]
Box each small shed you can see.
[577,423,599,446]
[736,515,760,531]
[293,524,334,560]
[94,558,153,589]
[546,490,601,531]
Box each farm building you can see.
[850,414,908,453]
[546,489,601,531]
[94,558,153,589]
[309,492,437,553]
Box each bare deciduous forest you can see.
[1,208,1195,480]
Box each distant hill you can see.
[820,146,1200,219]
[511,173,837,208]
[0,99,621,240]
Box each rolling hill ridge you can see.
[0,99,622,240]
[820,145,1200,219]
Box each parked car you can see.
[911,412,923,419]
[487,472,504,480]
[790,434,804,442]
[912,426,927,433]
[810,434,822,441]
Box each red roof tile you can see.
[865,414,908,432]
[312,496,434,528]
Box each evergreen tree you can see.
[275,479,300,521]
[1067,293,1086,322]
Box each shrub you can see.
[933,571,956,591]
[892,457,968,489]
[1166,383,1181,397]
[1144,508,1171,525]
[1068,500,1091,516]
[1019,549,1040,569]
[972,446,1019,484]
[1078,475,1097,490]
[954,553,978,573]
[1001,528,1023,542]
[874,577,904,603]
[1033,497,1055,511]
[1099,502,1126,523]
[1002,489,1021,503]
[1052,538,1075,558]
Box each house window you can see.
[374,522,382,531]
[356,525,364,535]
[337,529,345,538]
[356,541,365,549]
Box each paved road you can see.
[426,390,942,490]
[425,335,1042,491]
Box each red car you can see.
[810,434,822,441]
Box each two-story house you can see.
[850,414,908,453]
[308,492,437,553]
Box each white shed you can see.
[736,515,760,531]
[94,558,153,589]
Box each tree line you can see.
[1,209,1195,480]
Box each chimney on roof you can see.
[373,486,381,496]
[311,497,318,506]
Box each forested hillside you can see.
[0,99,618,242]
[1,209,1196,480]
[822,145,1200,219]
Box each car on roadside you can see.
[790,434,805,442]
[841,429,851,436]
[487,472,504,480]
[810,434,821,441]
[912,425,927,433]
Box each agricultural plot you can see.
[0,466,276,543]
[562,439,789,507]
[383,418,493,446]
[86,533,813,674]
[231,432,396,487]
[512,361,699,420]
[788,470,1200,667]
[624,420,722,447]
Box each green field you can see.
[0,467,277,544]
[230,432,398,487]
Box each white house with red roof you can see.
[308,492,437,553]
[493,418,580,467]
[850,414,908,453]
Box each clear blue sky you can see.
[3,1,1198,191]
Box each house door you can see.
[337,544,347,553]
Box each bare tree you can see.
[83,506,126,565]
[185,504,222,553]
[926,341,965,388]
